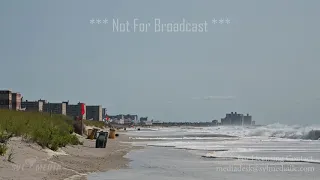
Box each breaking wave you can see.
[126,123,320,142]
[130,137,237,140]
[245,123,320,140]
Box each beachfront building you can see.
[0,90,23,110]
[133,115,139,124]
[124,114,138,124]
[108,115,123,124]
[108,114,137,124]
[139,117,148,125]
[0,90,12,109]
[221,112,239,125]
[112,119,124,124]
[102,108,107,119]
[12,92,22,110]
[108,115,121,121]
[221,112,252,126]
[86,105,102,121]
[66,102,86,120]
[21,100,44,112]
[143,120,153,126]
[243,114,252,125]
[43,102,67,115]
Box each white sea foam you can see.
[127,123,320,140]
[126,124,320,163]
[145,141,227,150]
[199,123,320,140]
[202,152,320,164]
[130,137,236,140]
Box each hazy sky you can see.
[1,0,320,125]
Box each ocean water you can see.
[88,124,320,180]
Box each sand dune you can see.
[0,133,133,180]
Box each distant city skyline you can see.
[1,0,320,125]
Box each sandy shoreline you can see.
[0,132,136,180]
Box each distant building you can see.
[133,115,138,124]
[124,114,138,124]
[102,108,107,119]
[43,102,67,115]
[140,117,148,124]
[112,119,124,124]
[108,115,116,120]
[108,115,121,121]
[221,112,240,125]
[86,105,102,121]
[12,92,22,110]
[0,90,22,110]
[212,120,219,125]
[221,112,252,126]
[221,113,232,125]
[108,114,138,124]
[108,114,122,124]
[21,100,44,112]
[0,90,12,109]
[142,120,152,126]
[38,99,48,104]
[243,114,252,125]
[66,102,86,120]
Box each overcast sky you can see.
[1,0,319,125]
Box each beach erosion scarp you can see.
[0,131,135,180]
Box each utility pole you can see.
[81,116,83,136]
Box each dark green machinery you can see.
[95,131,108,148]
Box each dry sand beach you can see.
[0,131,134,180]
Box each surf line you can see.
[201,156,320,164]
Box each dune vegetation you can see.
[0,109,83,155]
[83,119,106,128]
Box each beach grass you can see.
[0,109,82,153]
[83,119,106,128]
